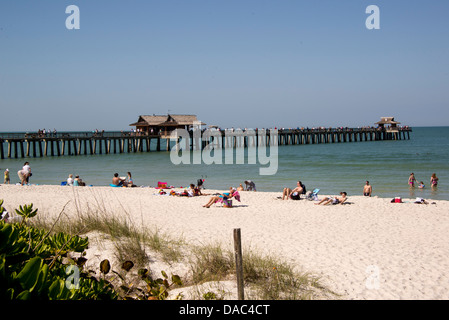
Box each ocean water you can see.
[1,127,448,200]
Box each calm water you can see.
[1,127,448,200]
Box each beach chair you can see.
[306,188,320,201]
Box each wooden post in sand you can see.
[233,228,244,300]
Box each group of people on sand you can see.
[408,173,439,189]
[236,180,257,192]
[169,184,203,197]
[281,180,348,205]
[202,180,257,208]
[66,174,86,186]
[112,172,135,187]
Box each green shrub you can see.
[0,199,181,300]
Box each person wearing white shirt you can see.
[67,174,74,186]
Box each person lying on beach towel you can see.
[314,192,347,205]
[414,197,428,204]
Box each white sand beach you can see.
[1,184,449,300]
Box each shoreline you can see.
[1,184,449,299]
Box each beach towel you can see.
[155,181,173,189]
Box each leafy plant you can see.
[15,204,38,226]
[137,269,183,300]
[0,200,118,300]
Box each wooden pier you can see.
[0,127,412,159]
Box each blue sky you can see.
[1,0,448,131]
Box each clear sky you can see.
[1,0,448,131]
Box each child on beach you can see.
[4,169,10,184]
[418,181,425,189]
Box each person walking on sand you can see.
[430,173,439,189]
[363,181,372,197]
[408,173,417,188]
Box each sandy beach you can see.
[1,184,449,300]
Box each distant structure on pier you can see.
[129,114,206,138]
[375,117,402,133]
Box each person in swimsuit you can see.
[282,181,305,200]
[112,173,125,186]
[315,192,347,205]
[408,173,417,188]
[126,172,135,187]
[363,181,372,197]
[430,173,438,189]
[203,187,235,208]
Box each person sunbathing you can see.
[203,187,235,208]
[190,183,202,196]
[282,181,305,200]
[314,192,347,205]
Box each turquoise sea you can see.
[1,127,448,200]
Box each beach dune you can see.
[1,184,449,300]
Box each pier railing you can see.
[0,127,412,159]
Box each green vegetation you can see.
[0,199,181,300]
[1,199,334,300]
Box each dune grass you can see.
[27,192,335,300]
